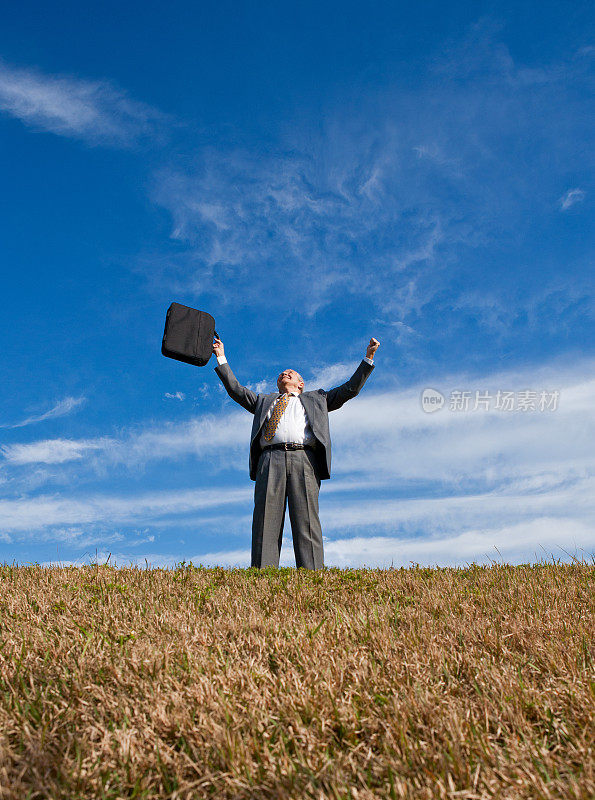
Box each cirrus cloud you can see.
[0,59,166,146]
[0,396,86,429]
[559,188,586,211]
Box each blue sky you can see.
[1,1,593,567]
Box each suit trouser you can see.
[251,448,324,569]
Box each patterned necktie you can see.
[263,393,290,441]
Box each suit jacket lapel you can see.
[259,393,280,428]
[299,392,317,431]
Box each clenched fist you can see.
[366,337,380,360]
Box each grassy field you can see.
[0,561,593,799]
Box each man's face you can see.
[277,369,304,394]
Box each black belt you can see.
[263,442,316,451]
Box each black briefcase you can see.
[161,303,217,367]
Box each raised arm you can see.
[212,337,258,414]
[324,338,379,412]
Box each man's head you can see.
[277,369,304,394]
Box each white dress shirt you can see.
[216,355,374,446]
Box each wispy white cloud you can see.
[1,437,106,465]
[319,517,594,568]
[319,477,595,535]
[1,357,594,569]
[246,379,270,394]
[0,60,165,146]
[78,514,593,569]
[330,361,595,486]
[3,356,594,487]
[559,188,586,211]
[164,391,186,401]
[0,396,86,429]
[0,486,251,534]
[307,362,356,389]
[150,139,447,318]
[145,21,593,344]
[1,412,250,468]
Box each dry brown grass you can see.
[0,561,593,799]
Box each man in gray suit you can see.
[212,337,380,569]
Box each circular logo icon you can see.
[420,387,445,413]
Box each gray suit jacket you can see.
[215,359,375,481]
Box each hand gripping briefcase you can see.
[161,302,217,367]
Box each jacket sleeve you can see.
[322,359,375,412]
[214,362,258,414]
